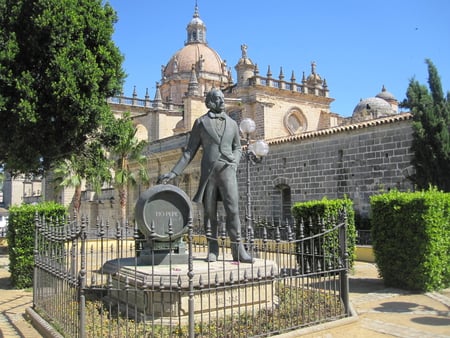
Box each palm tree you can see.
[53,155,84,216]
[105,113,149,224]
[53,140,111,217]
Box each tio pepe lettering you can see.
[155,211,180,217]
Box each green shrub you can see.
[292,197,356,269]
[7,202,67,289]
[370,187,450,291]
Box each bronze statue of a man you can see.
[159,88,254,263]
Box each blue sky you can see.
[107,0,450,117]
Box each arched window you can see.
[135,124,148,142]
[272,181,293,225]
[284,109,307,135]
[281,185,292,224]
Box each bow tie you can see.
[208,112,226,120]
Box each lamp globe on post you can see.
[239,118,256,230]
[239,118,269,250]
[239,118,256,141]
[250,140,269,160]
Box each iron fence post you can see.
[187,216,195,338]
[79,216,87,338]
[339,211,350,315]
[33,212,40,308]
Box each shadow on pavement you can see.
[0,276,13,290]
[349,277,385,294]
[374,301,420,313]
[412,316,450,326]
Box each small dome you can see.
[307,72,322,83]
[306,74,322,87]
[376,85,396,101]
[164,44,225,78]
[236,56,253,66]
[189,16,204,26]
[352,97,395,120]
[306,61,322,87]
[236,44,253,66]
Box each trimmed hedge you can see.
[370,188,450,291]
[292,197,356,268]
[7,202,67,289]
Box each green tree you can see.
[53,140,111,217]
[401,59,450,191]
[103,113,149,224]
[0,0,124,173]
[83,140,114,198]
[53,156,83,216]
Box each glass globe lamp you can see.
[252,140,269,158]
[239,118,256,136]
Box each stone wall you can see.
[237,114,414,223]
[78,113,414,230]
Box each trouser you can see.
[203,163,241,254]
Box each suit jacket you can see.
[171,112,242,203]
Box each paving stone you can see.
[0,256,43,338]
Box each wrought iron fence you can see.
[33,213,350,337]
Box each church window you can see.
[272,182,293,225]
[288,115,301,131]
[135,124,148,142]
[284,109,307,135]
[281,186,292,223]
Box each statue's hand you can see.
[157,172,177,184]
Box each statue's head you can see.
[205,88,225,113]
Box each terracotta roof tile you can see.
[268,112,412,145]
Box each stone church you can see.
[102,4,412,225]
[2,4,413,227]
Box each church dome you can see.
[159,3,230,97]
[164,44,225,78]
[352,97,395,121]
[376,85,396,101]
[162,3,226,79]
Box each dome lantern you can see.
[186,2,206,45]
[159,2,230,105]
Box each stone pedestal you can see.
[104,255,278,324]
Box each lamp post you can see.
[239,118,269,243]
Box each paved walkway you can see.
[0,254,449,337]
[0,255,42,338]
[286,262,450,338]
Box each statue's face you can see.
[206,90,225,113]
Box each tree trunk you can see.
[73,185,82,218]
[119,186,127,225]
